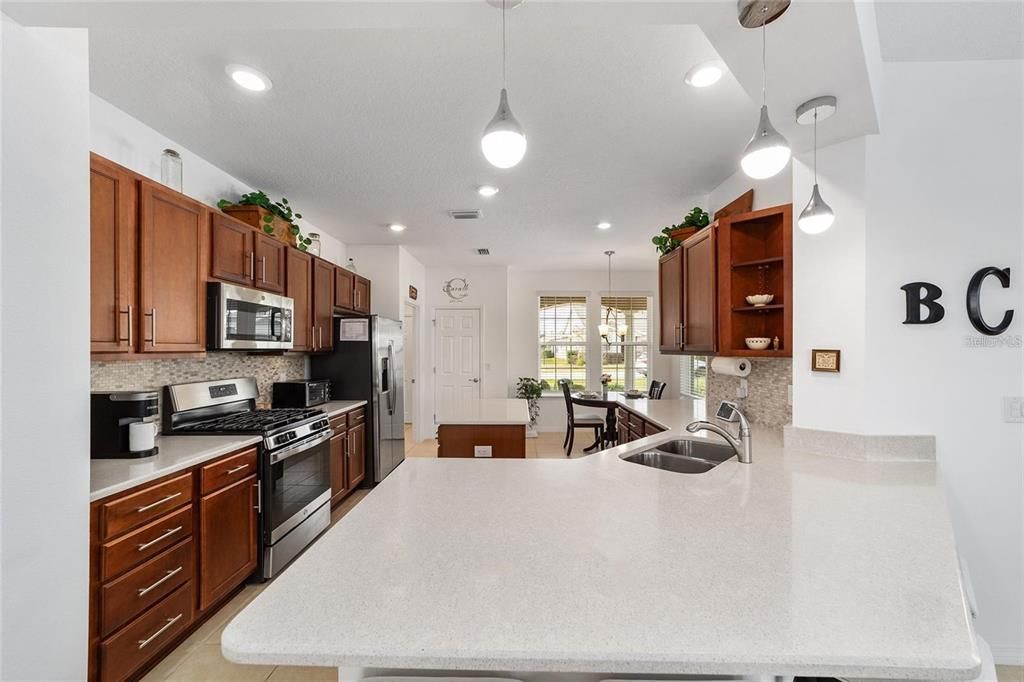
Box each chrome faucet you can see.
[685,401,752,464]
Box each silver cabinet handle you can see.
[680,323,687,347]
[254,480,261,511]
[137,526,183,552]
[225,463,249,475]
[137,613,182,650]
[319,326,324,349]
[144,308,157,346]
[120,305,134,347]
[137,566,182,597]
[136,492,181,513]
[311,325,317,351]
[260,256,267,283]
[248,251,254,279]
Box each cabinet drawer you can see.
[101,538,194,638]
[99,473,193,541]
[100,505,193,582]
[329,413,347,433]
[200,448,258,495]
[348,407,366,426]
[627,411,645,429]
[100,581,194,682]
[643,420,665,437]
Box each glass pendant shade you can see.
[481,88,527,169]
[741,105,790,179]
[598,322,611,338]
[798,183,835,234]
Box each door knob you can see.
[470,378,480,383]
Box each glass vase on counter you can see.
[306,232,321,256]
[160,149,182,192]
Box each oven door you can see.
[210,282,294,350]
[263,430,332,545]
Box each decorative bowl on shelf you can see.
[745,337,772,350]
[745,294,775,307]
[624,389,645,399]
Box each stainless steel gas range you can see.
[163,377,332,580]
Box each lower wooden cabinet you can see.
[329,408,366,506]
[348,420,367,488]
[615,407,666,445]
[198,474,258,611]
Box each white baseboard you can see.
[991,645,1024,665]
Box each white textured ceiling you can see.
[13,1,881,270]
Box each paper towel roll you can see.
[710,357,751,378]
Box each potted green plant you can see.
[652,206,711,255]
[514,377,549,434]
[217,191,314,251]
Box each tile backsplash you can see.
[707,357,792,427]
[91,353,307,425]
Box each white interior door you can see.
[434,308,481,422]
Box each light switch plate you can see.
[474,445,493,458]
[1003,397,1024,423]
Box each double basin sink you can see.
[621,438,736,474]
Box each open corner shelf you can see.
[732,304,785,313]
[731,256,784,269]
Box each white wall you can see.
[708,164,792,214]
[0,16,90,679]
[90,96,347,266]
[792,60,1024,660]
[507,268,672,433]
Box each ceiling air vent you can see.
[476,248,491,256]
[450,209,481,220]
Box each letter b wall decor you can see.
[902,267,1013,336]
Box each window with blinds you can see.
[679,355,708,398]
[538,295,588,392]
[600,296,650,391]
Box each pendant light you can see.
[481,0,527,169]
[599,251,615,341]
[796,95,837,234]
[739,1,791,180]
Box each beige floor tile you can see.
[267,665,338,681]
[139,638,195,681]
[165,644,275,681]
[185,584,265,646]
[998,665,1024,682]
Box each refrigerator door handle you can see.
[386,341,397,414]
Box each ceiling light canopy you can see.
[226,64,272,92]
[597,222,612,230]
[389,223,407,232]
[684,61,724,88]
[796,95,838,234]
[739,1,790,180]
[477,185,500,197]
[481,1,527,169]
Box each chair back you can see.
[648,380,666,400]
[559,380,577,425]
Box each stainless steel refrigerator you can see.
[311,315,405,483]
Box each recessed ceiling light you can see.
[389,223,407,233]
[597,222,612,230]
[226,64,272,92]
[684,61,724,88]
[477,185,500,197]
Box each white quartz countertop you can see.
[321,400,368,418]
[436,398,530,425]
[91,434,262,501]
[613,394,708,430]
[223,399,978,680]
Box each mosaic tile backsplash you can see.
[707,357,792,427]
[91,354,307,429]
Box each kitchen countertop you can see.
[436,398,530,425]
[91,434,262,502]
[223,398,978,680]
[321,400,368,418]
[613,394,708,430]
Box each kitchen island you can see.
[435,398,531,458]
[222,397,979,681]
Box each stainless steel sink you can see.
[621,439,736,474]
[654,439,737,463]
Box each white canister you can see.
[129,421,157,453]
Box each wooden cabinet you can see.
[329,413,350,506]
[312,257,335,352]
[90,155,138,354]
[348,420,367,488]
[198,474,258,611]
[335,266,354,311]
[354,276,371,314]
[614,407,666,444]
[254,232,287,294]
[658,248,683,353]
[681,227,717,353]
[139,181,208,353]
[210,213,287,295]
[287,249,314,352]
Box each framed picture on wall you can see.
[811,349,841,373]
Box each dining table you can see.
[571,389,642,452]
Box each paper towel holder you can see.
[710,357,752,378]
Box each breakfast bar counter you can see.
[435,398,530,458]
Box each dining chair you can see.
[648,380,666,400]
[559,380,605,457]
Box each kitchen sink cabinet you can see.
[139,181,208,353]
[312,257,335,352]
[90,154,139,354]
[286,249,314,352]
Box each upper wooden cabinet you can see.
[658,203,793,357]
[335,266,354,311]
[210,213,287,295]
[312,257,335,352]
[286,249,314,352]
[90,155,138,354]
[353,275,371,314]
[139,181,208,353]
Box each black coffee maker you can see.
[90,390,160,458]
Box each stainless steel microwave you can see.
[207,282,294,350]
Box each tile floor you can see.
[143,429,1022,681]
